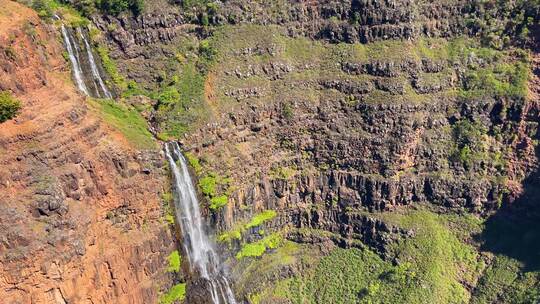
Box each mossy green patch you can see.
[184,152,202,174]
[199,174,218,197]
[218,209,278,244]
[160,283,186,304]
[155,60,211,139]
[246,210,277,229]
[461,60,530,100]
[236,233,283,260]
[166,250,181,273]
[96,46,128,93]
[87,99,155,150]
[197,171,232,211]
[210,195,228,210]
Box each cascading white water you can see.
[165,142,237,304]
[59,22,111,99]
[61,24,89,96]
[78,28,113,99]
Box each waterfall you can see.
[165,142,237,304]
[61,24,89,96]
[78,28,113,99]
[59,23,112,99]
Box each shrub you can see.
[156,86,181,107]
[198,39,217,63]
[199,174,217,197]
[31,0,58,18]
[0,91,22,123]
[95,0,144,16]
[184,152,202,174]
[450,119,487,168]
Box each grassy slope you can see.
[243,208,539,304]
[245,208,484,304]
[87,98,156,150]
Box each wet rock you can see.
[186,277,214,304]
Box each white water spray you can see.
[78,28,112,99]
[165,142,237,304]
[61,24,89,96]
[59,21,111,98]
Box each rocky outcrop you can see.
[0,2,175,303]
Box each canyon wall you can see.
[0,1,176,303]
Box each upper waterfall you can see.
[165,142,237,304]
[59,22,112,99]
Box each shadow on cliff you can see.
[480,31,540,271]
[480,132,540,272]
[480,176,540,271]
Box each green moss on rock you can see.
[166,250,181,273]
[160,283,186,304]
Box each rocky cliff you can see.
[0,1,176,303]
[3,0,540,303]
[75,0,540,302]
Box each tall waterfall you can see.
[60,23,112,99]
[165,142,237,304]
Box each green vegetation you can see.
[30,0,89,26]
[210,195,228,210]
[246,210,277,229]
[162,191,175,225]
[164,214,175,225]
[269,166,297,181]
[0,91,21,123]
[184,152,202,174]
[466,0,540,48]
[29,0,138,23]
[250,209,485,303]
[95,0,144,16]
[155,62,209,139]
[160,283,186,304]
[87,99,155,149]
[461,60,530,100]
[31,0,61,18]
[166,250,181,273]
[197,171,231,211]
[96,46,128,93]
[218,209,277,243]
[199,173,218,197]
[179,0,220,26]
[450,119,487,169]
[218,226,242,243]
[236,233,283,260]
[472,255,540,304]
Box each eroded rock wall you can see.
[0,1,175,303]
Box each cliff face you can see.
[0,1,175,303]
[3,0,540,303]
[81,0,540,302]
